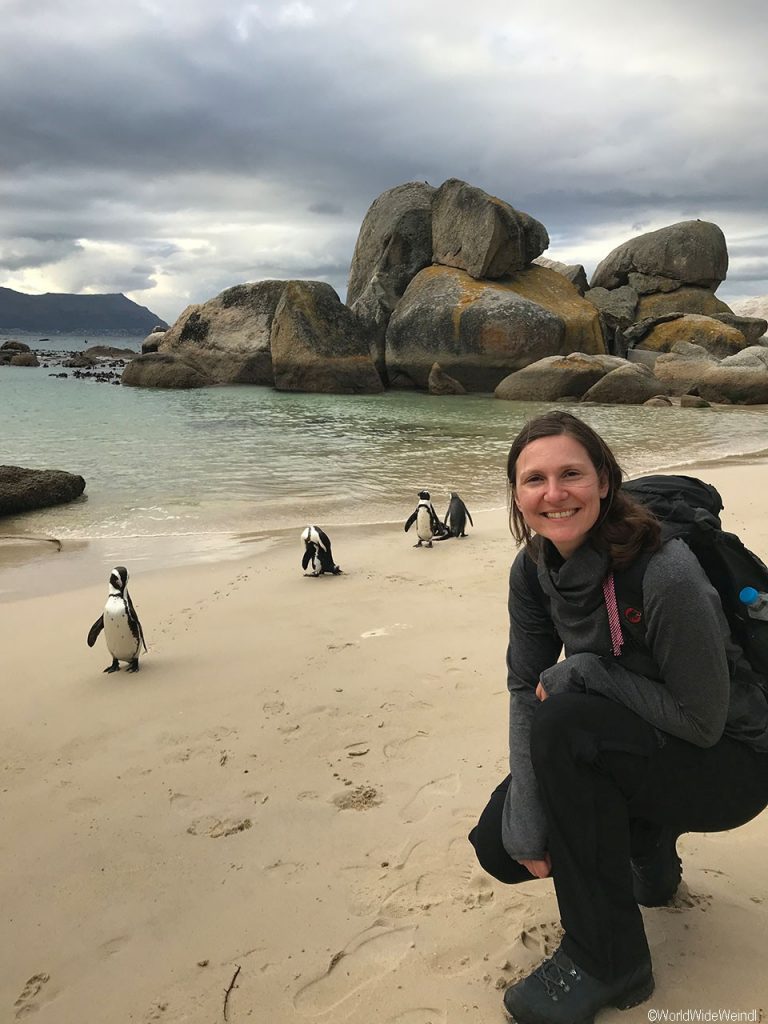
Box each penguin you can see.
[444,491,474,537]
[301,525,342,576]
[87,565,147,673]
[404,490,448,547]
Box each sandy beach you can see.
[3,460,768,1023]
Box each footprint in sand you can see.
[293,925,416,1015]
[186,816,252,838]
[100,934,130,957]
[399,774,459,823]
[384,733,428,759]
[262,700,285,716]
[14,973,51,1019]
[516,919,563,958]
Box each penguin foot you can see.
[126,660,140,673]
[413,542,422,547]
[103,660,120,674]
[426,541,433,547]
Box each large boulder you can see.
[0,465,86,515]
[653,356,768,404]
[637,314,748,358]
[695,367,768,405]
[62,353,96,368]
[10,352,40,366]
[270,281,383,394]
[652,356,717,396]
[431,179,549,280]
[710,313,767,345]
[346,182,435,379]
[84,345,138,359]
[1,340,31,352]
[635,286,732,320]
[142,331,164,353]
[668,341,718,361]
[581,362,664,405]
[495,353,626,402]
[590,221,728,291]
[159,281,288,384]
[584,285,639,332]
[720,346,768,370]
[533,257,589,295]
[392,264,605,391]
[121,353,212,389]
[385,265,590,392]
[505,265,605,353]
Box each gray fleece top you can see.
[502,537,768,862]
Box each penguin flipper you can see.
[466,507,474,527]
[125,592,148,653]
[87,616,104,647]
[301,548,313,570]
[404,511,417,532]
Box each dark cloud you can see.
[308,201,344,216]
[0,0,767,321]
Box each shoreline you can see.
[4,442,768,603]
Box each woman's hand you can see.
[535,681,549,701]
[519,853,552,878]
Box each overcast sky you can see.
[1,0,766,325]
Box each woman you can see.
[469,411,768,1024]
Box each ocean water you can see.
[2,330,768,594]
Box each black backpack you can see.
[525,474,768,684]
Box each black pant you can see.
[469,694,768,981]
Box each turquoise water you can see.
[3,330,768,588]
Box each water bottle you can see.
[739,587,768,621]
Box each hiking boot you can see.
[503,946,654,1024]
[631,826,682,907]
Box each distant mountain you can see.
[0,287,168,333]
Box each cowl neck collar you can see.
[538,539,609,616]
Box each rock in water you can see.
[0,466,86,515]
[270,281,383,394]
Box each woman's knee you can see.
[530,694,592,772]
[530,694,657,785]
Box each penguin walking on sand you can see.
[444,491,474,537]
[404,490,448,547]
[87,566,147,673]
[301,525,342,576]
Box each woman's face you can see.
[513,434,608,558]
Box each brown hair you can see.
[506,410,661,569]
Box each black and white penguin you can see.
[87,565,147,673]
[404,490,448,547]
[444,491,474,537]
[301,525,342,576]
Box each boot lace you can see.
[534,952,582,1001]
